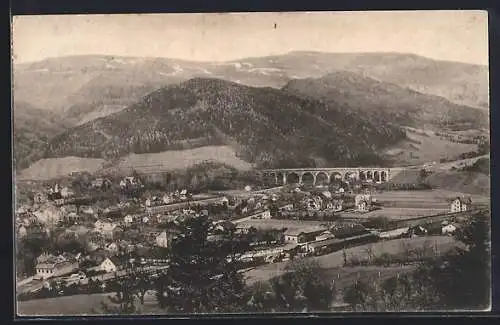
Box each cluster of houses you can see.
[17,170,478,296]
[144,189,192,211]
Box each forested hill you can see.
[282,71,489,131]
[45,78,406,168]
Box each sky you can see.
[11,11,489,65]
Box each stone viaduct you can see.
[258,167,393,186]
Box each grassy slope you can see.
[384,129,477,166]
[107,145,254,174]
[424,171,490,196]
[17,156,107,181]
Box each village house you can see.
[123,215,134,224]
[235,223,254,235]
[284,227,327,244]
[180,189,189,200]
[34,253,79,280]
[442,222,458,235]
[305,238,342,254]
[93,256,121,273]
[355,194,372,213]
[87,248,111,266]
[80,206,96,216]
[105,242,120,254]
[450,197,472,213]
[60,186,74,198]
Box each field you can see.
[244,236,457,285]
[384,129,477,166]
[340,189,488,221]
[17,291,163,316]
[340,208,448,221]
[425,171,490,196]
[107,145,254,174]
[17,156,107,181]
[373,189,489,203]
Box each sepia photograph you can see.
[12,11,491,316]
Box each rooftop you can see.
[284,226,327,236]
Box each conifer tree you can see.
[155,215,249,313]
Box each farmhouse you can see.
[95,256,121,273]
[450,197,472,213]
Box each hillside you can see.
[382,128,478,166]
[13,52,488,126]
[282,71,488,131]
[13,101,70,169]
[424,170,490,196]
[45,78,406,169]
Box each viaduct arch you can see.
[260,167,393,186]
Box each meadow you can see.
[244,236,457,285]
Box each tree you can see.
[246,259,335,312]
[343,279,372,311]
[154,215,249,313]
[100,275,139,314]
[425,211,491,310]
